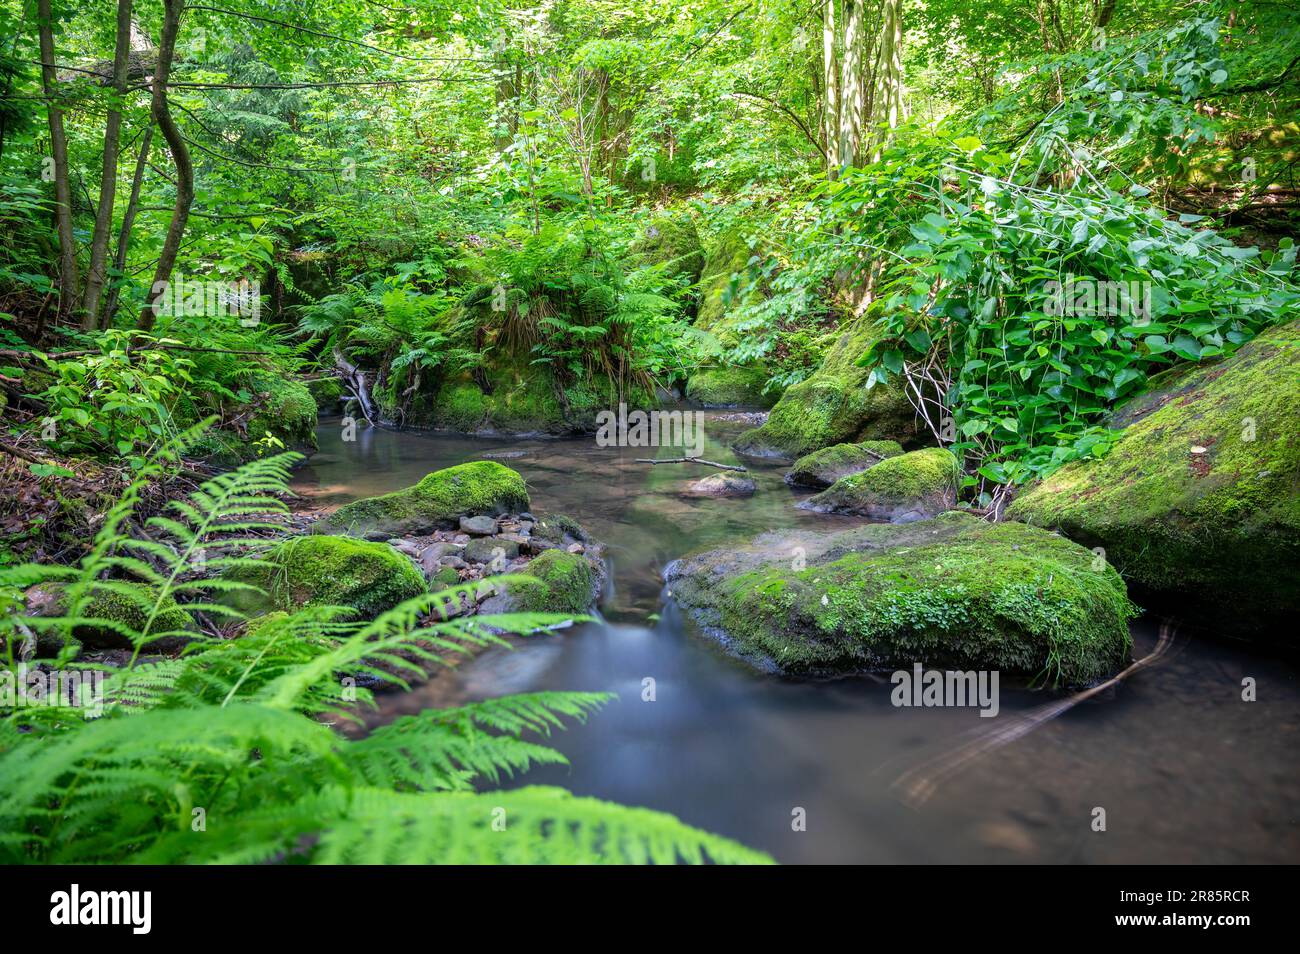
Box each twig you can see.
[634,456,748,472]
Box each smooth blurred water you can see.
[293,413,1300,864]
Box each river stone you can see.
[683,471,756,497]
[799,447,959,522]
[1008,317,1300,635]
[664,511,1135,685]
[785,440,905,489]
[313,461,529,537]
[463,537,520,564]
[460,514,499,536]
[419,542,462,575]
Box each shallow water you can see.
[293,413,1300,864]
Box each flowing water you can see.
[293,412,1300,864]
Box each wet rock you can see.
[459,514,499,536]
[785,440,905,489]
[664,511,1134,685]
[683,471,756,498]
[1008,318,1300,635]
[799,447,959,522]
[313,460,529,537]
[463,537,521,564]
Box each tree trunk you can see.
[838,0,864,169]
[37,0,78,324]
[82,0,134,330]
[822,0,840,177]
[137,0,191,333]
[101,124,153,328]
[868,0,906,161]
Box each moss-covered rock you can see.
[192,369,319,466]
[316,461,530,537]
[665,511,1135,684]
[801,447,960,521]
[1008,318,1300,634]
[306,376,344,411]
[33,581,194,651]
[229,534,427,619]
[686,365,775,407]
[786,440,905,489]
[696,230,759,335]
[506,549,598,614]
[427,360,653,436]
[628,214,705,285]
[734,318,915,459]
[245,370,318,453]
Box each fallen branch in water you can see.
[891,621,1178,807]
[634,456,748,472]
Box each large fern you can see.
[0,446,771,865]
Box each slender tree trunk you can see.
[82,0,134,330]
[822,0,840,177]
[37,0,78,324]
[137,0,191,333]
[101,124,152,328]
[838,0,864,169]
[868,0,905,161]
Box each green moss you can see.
[231,534,427,619]
[669,512,1134,685]
[786,440,904,488]
[686,365,774,407]
[1008,318,1300,630]
[306,376,344,410]
[430,565,461,587]
[432,381,489,432]
[509,549,596,614]
[245,370,318,453]
[803,447,959,520]
[734,318,915,458]
[628,214,705,285]
[45,581,194,649]
[317,460,530,537]
[696,230,759,334]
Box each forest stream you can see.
[292,412,1300,865]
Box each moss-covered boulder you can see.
[696,229,759,334]
[426,359,653,436]
[306,376,344,412]
[665,511,1135,684]
[734,318,915,459]
[192,369,319,466]
[229,535,427,619]
[30,581,194,651]
[800,447,960,521]
[506,549,598,614]
[1008,318,1300,634]
[316,461,530,537]
[628,214,705,286]
[785,440,905,489]
[686,365,775,407]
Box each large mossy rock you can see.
[315,461,530,537]
[800,447,959,521]
[627,214,705,286]
[733,318,915,459]
[685,365,774,407]
[229,535,427,619]
[1008,319,1300,633]
[665,511,1135,684]
[425,359,652,436]
[785,440,904,489]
